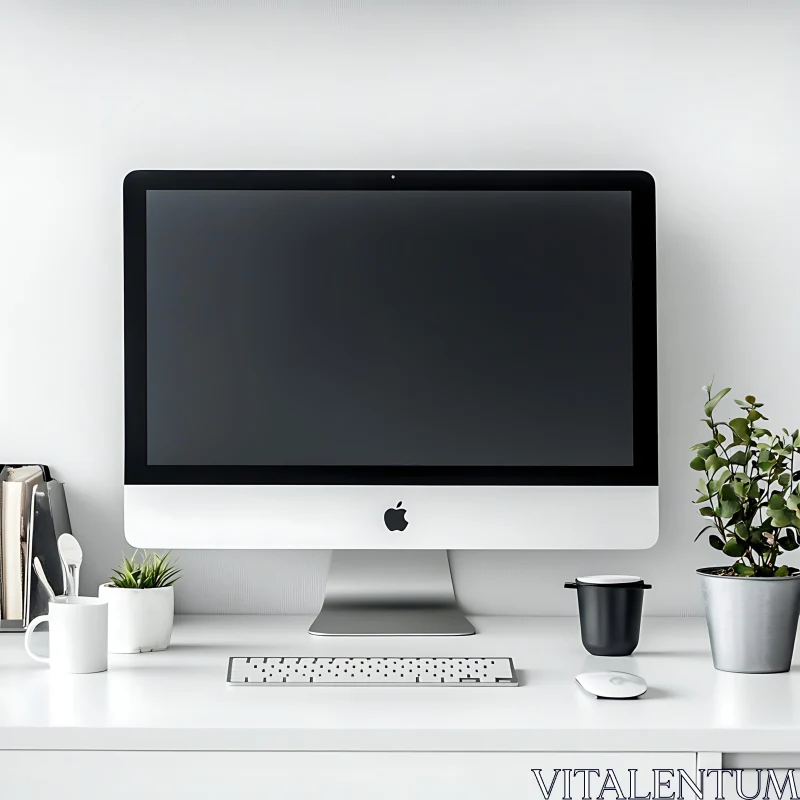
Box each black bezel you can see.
[124,170,657,486]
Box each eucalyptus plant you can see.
[109,551,181,589]
[690,383,800,577]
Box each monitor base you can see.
[309,550,475,636]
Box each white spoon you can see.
[33,557,56,602]
[57,534,83,596]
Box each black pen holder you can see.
[564,575,651,656]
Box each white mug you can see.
[25,597,108,674]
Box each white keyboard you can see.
[227,656,518,686]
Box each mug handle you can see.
[24,614,50,664]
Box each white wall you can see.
[1,1,798,617]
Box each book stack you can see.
[0,464,70,631]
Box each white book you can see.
[1,466,42,620]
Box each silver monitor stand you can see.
[308,550,475,636]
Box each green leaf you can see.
[723,538,746,557]
[787,494,800,512]
[709,535,725,550]
[748,482,761,499]
[745,395,756,404]
[733,562,756,576]
[779,473,792,488]
[769,508,793,527]
[748,409,767,421]
[734,522,750,542]
[749,529,764,545]
[705,454,727,474]
[704,387,731,417]
[696,446,715,459]
[729,418,751,442]
[719,498,741,519]
[690,456,706,471]
[707,470,731,496]
[768,494,786,511]
[778,529,799,549]
[752,427,771,438]
[732,481,749,499]
[699,506,715,517]
[694,494,710,504]
[775,566,790,577]
[728,451,748,466]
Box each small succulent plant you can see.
[690,382,800,577]
[109,551,181,589]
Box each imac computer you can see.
[123,170,658,636]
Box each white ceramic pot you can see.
[98,584,174,654]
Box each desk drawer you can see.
[0,751,695,799]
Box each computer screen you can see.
[144,188,634,468]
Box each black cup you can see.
[564,575,651,656]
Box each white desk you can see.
[1,615,798,798]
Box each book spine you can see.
[1,482,24,620]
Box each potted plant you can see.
[98,552,181,654]
[691,383,800,673]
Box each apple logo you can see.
[384,501,408,531]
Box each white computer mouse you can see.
[575,671,647,699]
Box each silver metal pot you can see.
[698,567,800,673]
